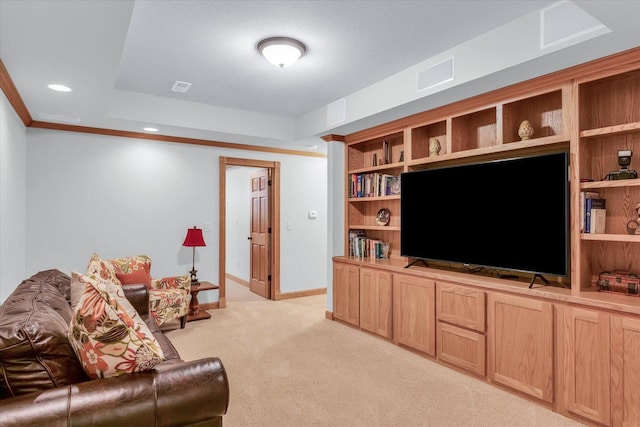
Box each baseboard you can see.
[200,301,220,310]
[225,273,249,287]
[275,287,326,300]
[325,310,334,320]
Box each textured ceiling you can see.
[114,0,555,118]
[1,1,639,153]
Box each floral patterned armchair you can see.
[86,254,191,328]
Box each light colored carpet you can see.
[165,281,584,427]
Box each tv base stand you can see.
[405,259,428,268]
[529,274,551,289]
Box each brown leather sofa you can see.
[0,269,229,426]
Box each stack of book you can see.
[580,191,606,234]
[349,230,387,259]
[349,173,400,198]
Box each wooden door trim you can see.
[219,156,281,306]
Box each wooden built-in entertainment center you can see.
[328,47,640,426]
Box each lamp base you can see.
[189,269,200,286]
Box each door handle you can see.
[247,237,252,240]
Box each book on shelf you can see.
[585,197,606,234]
[384,175,400,195]
[349,173,400,198]
[590,207,607,234]
[580,191,600,233]
[348,230,387,259]
[349,229,366,257]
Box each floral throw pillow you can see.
[110,255,153,289]
[68,271,164,379]
[71,253,120,309]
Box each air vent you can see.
[540,1,607,49]
[171,80,192,93]
[417,57,454,92]
[326,98,346,127]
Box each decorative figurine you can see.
[518,120,535,140]
[429,138,441,156]
[626,203,640,234]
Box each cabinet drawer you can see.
[436,282,486,332]
[437,322,486,377]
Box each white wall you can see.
[225,166,258,282]
[22,128,327,304]
[326,140,345,311]
[0,91,27,302]
[280,156,328,292]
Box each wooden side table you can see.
[187,281,219,322]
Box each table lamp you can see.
[182,226,206,286]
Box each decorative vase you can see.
[518,120,534,140]
[429,138,441,156]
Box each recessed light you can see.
[47,84,71,92]
[143,127,159,132]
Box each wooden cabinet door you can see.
[487,293,554,403]
[333,262,359,326]
[360,268,392,339]
[393,274,435,356]
[436,282,485,332]
[564,306,611,426]
[437,322,486,376]
[611,315,640,427]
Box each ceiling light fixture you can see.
[48,84,71,92]
[143,127,158,132]
[257,37,306,68]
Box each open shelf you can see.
[502,89,564,143]
[579,69,640,132]
[347,131,404,171]
[410,120,447,161]
[451,107,497,153]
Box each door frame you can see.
[219,156,281,307]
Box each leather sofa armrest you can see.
[121,283,150,316]
[0,357,229,427]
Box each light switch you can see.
[286,221,293,230]
[204,222,212,232]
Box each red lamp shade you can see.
[183,227,206,247]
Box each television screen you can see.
[400,152,569,277]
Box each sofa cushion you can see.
[85,253,121,284]
[110,255,153,289]
[68,272,164,379]
[116,268,152,289]
[0,270,89,399]
[71,253,121,309]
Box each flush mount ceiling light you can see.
[257,37,306,68]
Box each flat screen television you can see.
[400,152,569,282]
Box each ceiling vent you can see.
[540,1,608,49]
[417,57,454,93]
[171,80,192,93]
[326,98,346,127]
